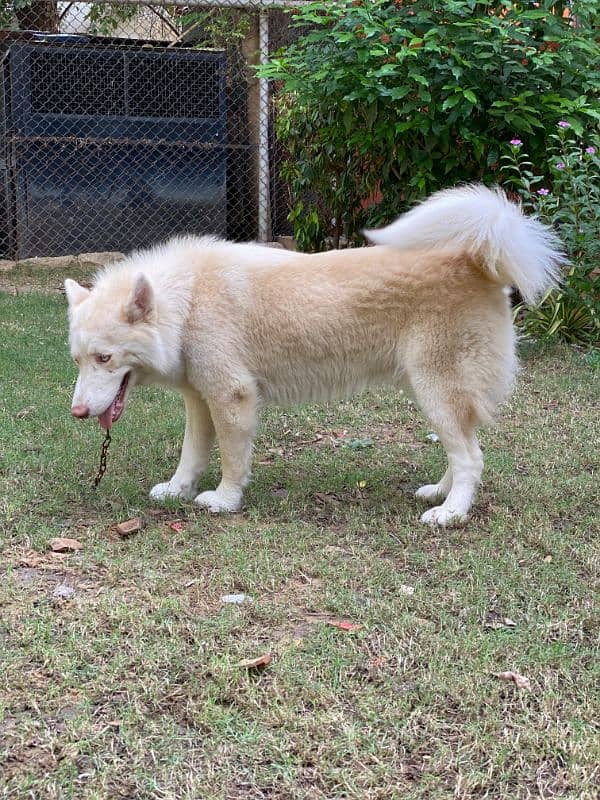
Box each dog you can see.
[65,184,563,526]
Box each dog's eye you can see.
[95,354,111,364]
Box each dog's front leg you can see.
[150,390,215,501]
[194,386,258,513]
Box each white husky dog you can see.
[66,185,563,526]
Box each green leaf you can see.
[442,94,462,110]
[384,85,411,101]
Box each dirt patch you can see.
[0,251,122,295]
[5,549,109,607]
[287,422,423,453]
[256,576,358,649]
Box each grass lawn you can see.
[0,288,598,799]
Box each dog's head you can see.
[65,272,155,429]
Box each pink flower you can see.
[557,121,570,128]
[510,138,522,146]
[556,162,565,169]
[585,146,596,155]
[537,188,550,196]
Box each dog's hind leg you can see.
[412,386,484,526]
[150,390,215,501]
[194,384,259,513]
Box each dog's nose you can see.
[71,404,90,419]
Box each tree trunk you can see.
[15,1,60,33]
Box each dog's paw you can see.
[420,505,468,527]
[150,481,196,502]
[415,483,447,504]
[194,489,242,514]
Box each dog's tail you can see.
[363,184,565,304]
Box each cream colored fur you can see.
[65,184,564,526]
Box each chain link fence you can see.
[0,0,303,259]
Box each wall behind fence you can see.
[0,0,301,259]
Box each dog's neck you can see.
[148,273,194,387]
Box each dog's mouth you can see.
[98,372,131,430]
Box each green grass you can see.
[1,290,598,799]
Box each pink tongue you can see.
[98,402,115,430]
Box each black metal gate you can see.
[0,36,227,258]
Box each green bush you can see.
[501,124,599,345]
[259,0,600,251]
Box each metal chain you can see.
[93,429,112,488]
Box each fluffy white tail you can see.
[364,184,565,304]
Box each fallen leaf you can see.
[495,670,531,690]
[49,537,83,553]
[169,521,184,533]
[332,429,348,439]
[19,550,45,567]
[16,405,35,419]
[115,517,144,537]
[326,620,362,632]
[543,554,553,563]
[236,653,272,670]
[369,655,389,670]
[399,584,415,596]
[426,432,440,442]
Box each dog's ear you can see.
[125,273,154,324]
[64,278,90,308]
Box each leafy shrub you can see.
[501,124,599,345]
[259,0,600,251]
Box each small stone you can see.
[53,584,75,599]
[221,593,252,605]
